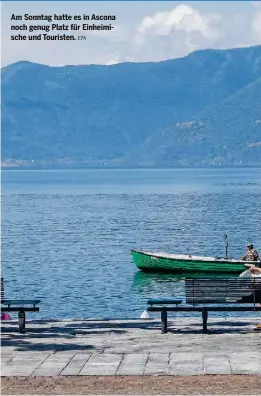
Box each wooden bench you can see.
[1,278,41,333]
[147,278,261,333]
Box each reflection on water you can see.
[132,270,239,301]
[133,270,238,288]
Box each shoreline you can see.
[2,165,261,171]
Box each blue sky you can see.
[2,1,261,66]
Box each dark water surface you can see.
[2,168,261,319]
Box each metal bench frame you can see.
[1,278,41,333]
[1,299,40,333]
[147,278,261,333]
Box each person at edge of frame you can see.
[250,265,261,330]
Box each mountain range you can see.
[2,45,261,168]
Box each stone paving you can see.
[1,317,261,376]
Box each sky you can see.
[1,1,261,66]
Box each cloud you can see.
[250,1,261,8]
[250,0,261,39]
[128,4,222,62]
[137,5,221,41]
[252,11,261,37]
[126,3,261,63]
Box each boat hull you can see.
[131,249,252,274]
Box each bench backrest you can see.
[185,278,261,305]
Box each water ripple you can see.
[2,169,261,319]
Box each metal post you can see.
[161,309,168,334]
[224,234,228,258]
[202,309,208,333]
[253,278,256,311]
[18,311,26,333]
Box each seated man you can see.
[241,244,259,261]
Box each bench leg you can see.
[202,309,208,333]
[161,310,168,334]
[18,311,26,333]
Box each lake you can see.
[2,168,261,319]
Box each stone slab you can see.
[32,354,74,376]
[168,353,204,375]
[144,353,169,375]
[1,354,49,377]
[80,353,123,376]
[230,354,261,375]
[116,353,149,375]
[60,353,91,376]
[204,355,231,374]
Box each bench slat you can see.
[1,307,39,312]
[1,299,41,305]
[186,291,261,295]
[148,306,261,312]
[187,296,245,299]
[186,299,252,303]
[185,279,260,281]
[185,286,261,290]
[186,285,261,289]
[148,298,182,305]
[186,282,261,286]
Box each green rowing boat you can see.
[131,249,260,274]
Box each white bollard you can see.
[140,310,150,319]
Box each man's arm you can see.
[250,265,261,274]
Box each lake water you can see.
[2,168,261,320]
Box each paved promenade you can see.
[1,317,261,376]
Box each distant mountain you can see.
[134,77,261,166]
[2,45,261,167]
